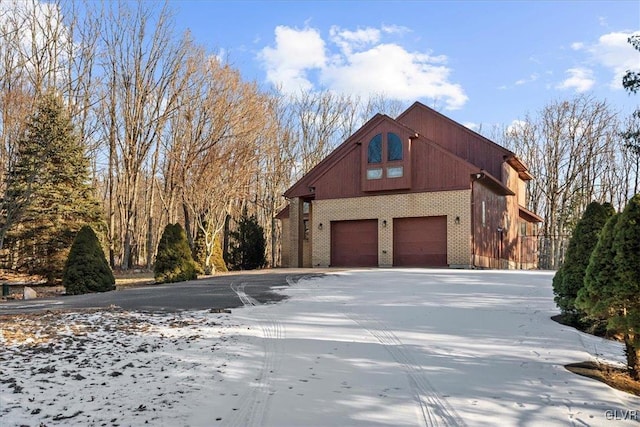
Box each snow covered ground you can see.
[1,269,639,426]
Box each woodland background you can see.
[1,1,638,276]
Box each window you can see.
[363,131,410,188]
[368,134,382,163]
[387,133,403,161]
[367,168,383,179]
[387,166,403,178]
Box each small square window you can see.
[387,166,403,178]
[367,168,383,180]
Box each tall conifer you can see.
[3,91,103,282]
[552,201,614,321]
[611,194,640,379]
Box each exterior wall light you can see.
[382,220,387,227]
[455,216,460,224]
[318,223,323,230]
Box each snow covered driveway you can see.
[1,270,639,426]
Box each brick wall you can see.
[311,190,472,267]
[280,218,290,267]
[288,198,300,267]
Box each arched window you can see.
[368,134,382,163]
[387,133,403,161]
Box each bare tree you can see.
[502,95,622,269]
[100,0,187,269]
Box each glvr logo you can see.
[604,410,638,420]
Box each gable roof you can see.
[283,102,532,199]
[284,114,417,198]
[397,102,533,181]
[397,101,513,157]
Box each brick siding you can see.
[311,190,472,267]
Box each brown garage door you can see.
[331,220,378,267]
[393,216,447,267]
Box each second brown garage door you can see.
[393,216,447,267]
[331,219,378,267]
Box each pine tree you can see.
[3,91,103,282]
[576,213,620,327]
[611,194,640,379]
[553,201,614,321]
[228,208,266,270]
[154,223,198,283]
[63,226,115,295]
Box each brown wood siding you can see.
[314,147,362,200]
[393,216,447,267]
[313,135,474,200]
[472,180,507,268]
[398,105,509,180]
[412,140,475,191]
[330,220,378,267]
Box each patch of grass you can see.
[114,271,155,288]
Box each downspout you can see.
[471,180,475,268]
[471,174,483,268]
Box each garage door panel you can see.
[331,220,378,267]
[393,216,447,267]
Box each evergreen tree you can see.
[63,226,115,295]
[154,223,198,283]
[553,201,614,320]
[228,208,266,270]
[611,194,640,379]
[3,91,103,282]
[622,35,640,94]
[576,213,620,325]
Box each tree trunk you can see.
[625,334,640,380]
[182,202,193,249]
[223,214,231,264]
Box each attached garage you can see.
[393,216,447,267]
[331,219,378,267]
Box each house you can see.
[277,101,542,269]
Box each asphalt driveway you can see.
[0,270,326,315]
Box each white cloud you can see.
[381,24,411,35]
[259,25,468,110]
[589,31,640,89]
[556,68,595,93]
[259,26,327,93]
[515,73,539,85]
[506,119,530,135]
[463,122,479,131]
[572,31,640,89]
[329,26,380,54]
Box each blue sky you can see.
[173,1,640,131]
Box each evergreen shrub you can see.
[62,226,115,295]
[154,223,198,283]
[553,201,614,320]
[228,209,266,270]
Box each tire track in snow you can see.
[347,312,466,427]
[227,282,284,427]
